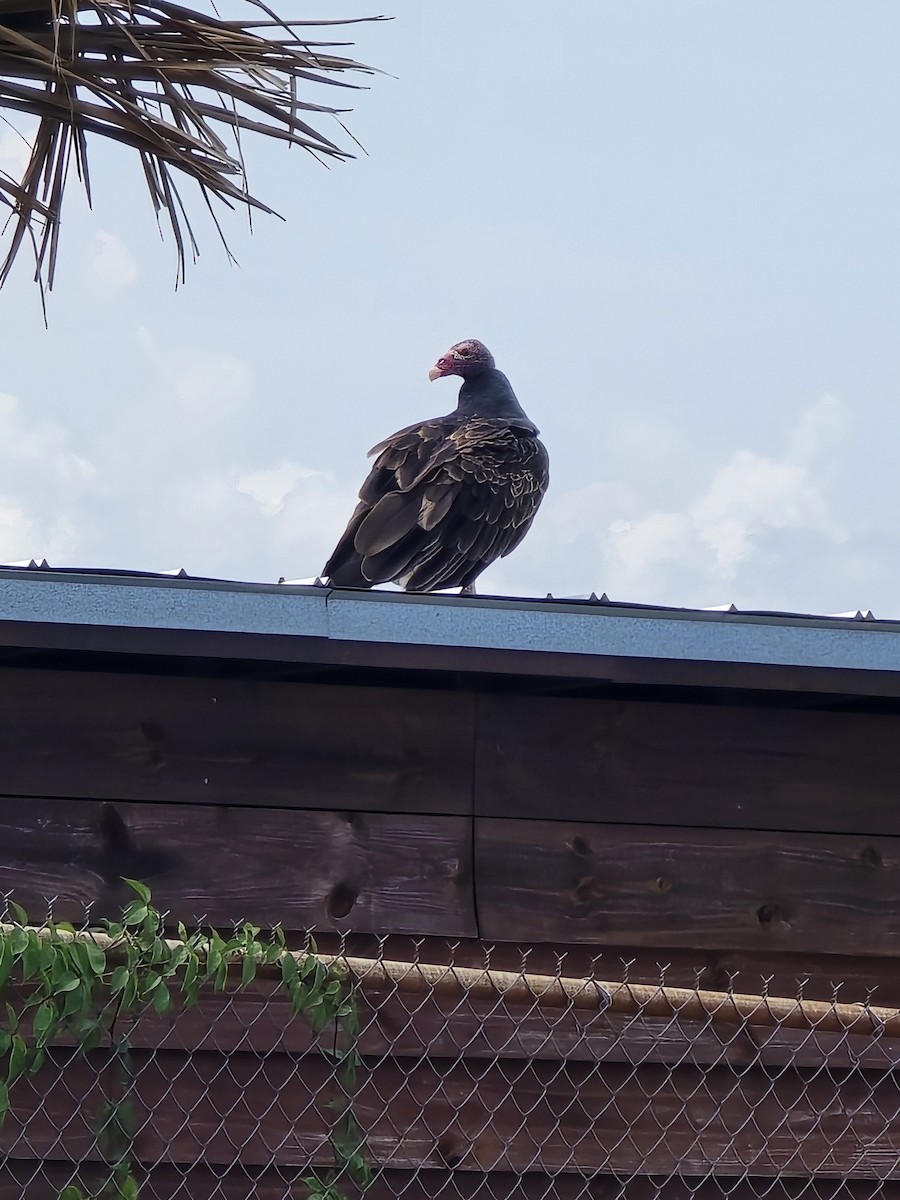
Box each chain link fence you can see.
[2,919,900,1200]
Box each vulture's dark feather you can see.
[323,339,550,593]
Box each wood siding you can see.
[4,1046,900,1177]
[4,656,900,1199]
[2,666,899,956]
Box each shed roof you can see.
[1,561,899,698]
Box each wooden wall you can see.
[3,665,900,965]
[4,977,900,1198]
[3,658,900,1198]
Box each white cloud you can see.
[236,461,325,516]
[90,231,139,292]
[0,502,35,561]
[787,394,845,466]
[610,511,691,574]
[606,399,847,592]
[0,121,35,178]
[499,394,853,608]
[2,327,361,582]
[689,448,845,579]
[0,393,98,564]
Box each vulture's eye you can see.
[458,347,472,357]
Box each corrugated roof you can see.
[0,560,898,699]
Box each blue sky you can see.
[1,2,900,613]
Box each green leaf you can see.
[152,982,171,1015]
[214,960,228,992]
[50,951,70,988]
[7,927,27,956]
[141,912,160,942]
[119,1173,140,1200]
[78,1023,103,1055]
[58,1188,86,1200]
[7,1035,27,1084]
[341,1007,360,1039]
[148,936,168,965]
[32,999,57,1048]
[121,974,139,1011]
[141,973,161,995]
[84,941,106,976]
[110,966,129,995]
[162,945,188,977]
[20,934,43,980]
[182,956,199,1007]
[122,879,151,904]
[27,1046,45,1076]
[0,938,12,991]
[62,983,88,1019]
[122,904,148,928]
[8,902,27,926]
[205,947,222,982]
[241,953,257,989]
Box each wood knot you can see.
[756,903,789,928]
[326,882,359,920]
[570,836,591,858]
[139,720,165,745]
[95,803,173,887]
[437,1135,467,1168]
[860,846,882,868]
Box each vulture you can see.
[323,339,549,593]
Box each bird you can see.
[322,338,549,593]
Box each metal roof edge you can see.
[0,568,899,685]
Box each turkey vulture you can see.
[323,339,549,593]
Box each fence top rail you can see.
[4,921,899,1042]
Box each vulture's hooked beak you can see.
[428,357,453,382]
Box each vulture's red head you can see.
[428,339,495,381]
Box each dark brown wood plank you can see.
[476,818,900,956]
[0,797,475,935]
[7,1164,900,1200]
[317,933,900,1007]
[476,693,900,832]
[2,1164,896,1200]
[5,1050,900,1177]
[0,669,474,813]
[8,983,896,1070]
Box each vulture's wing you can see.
[323,418,549,591]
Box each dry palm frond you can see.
[0,0,383,295]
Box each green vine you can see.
[0,882,371,1200]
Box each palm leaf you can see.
[0,0,384,294]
